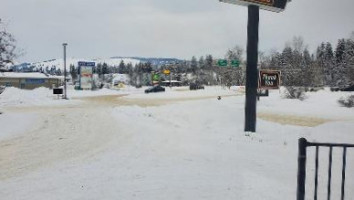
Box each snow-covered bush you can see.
[304,87,324,92]
[338,95,354,108]
[282,86,306,100]
[0,86,5,94]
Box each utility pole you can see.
[244,5,259,132]
[63,43,68,99]
[170,69,172,88]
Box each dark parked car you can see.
[331,85,354,92]
[189,83,205,90]
[342,85,354,92]
[145,85,166,93]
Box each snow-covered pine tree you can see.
[336,39,346,64]
[101,63,108,74]
[0,19,17,70]
[281,46,293,67]
[190,56,198,75]
[204,54,215,85]
[344,38,354,86]
[118,60,126,74]
[205,55,213,69]
[334,39,350,88]
[70,64,78,81]
[198,56,205,69]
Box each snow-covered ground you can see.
[0,86,353,200]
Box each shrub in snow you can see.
[282,86,306,100]
[338,95,354,108]
[304,87,324,92]
[0,86,5,94]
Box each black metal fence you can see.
[296,138,354,200]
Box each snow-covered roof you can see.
[0,72,63,79]
[161,80,181,83]
[112,74,130,83]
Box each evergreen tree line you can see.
[260,35,354,88]
[67,34,354,88]
[67,46,245,87]
[158,50,245,87]
[69,60,154,86]
[182,34,354,88]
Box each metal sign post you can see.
[63,43,68,99]
[219,0,289,132]
[244,5,259,132]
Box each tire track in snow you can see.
[0,93,240,180]
[257,112,334,127]
[0,106,122,180]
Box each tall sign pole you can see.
[244,5,259,132]
[63,43,68,99]
[219,0,289,132]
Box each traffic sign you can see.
[218,59,228,67]
[78,61,95,90]
[258,70,281,89]
[163,69,171,75]
[53,88,63,95]
[231,60,240,67]
[78,61,96,67]
[152,74,160,82]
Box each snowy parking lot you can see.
[0,86,354,200]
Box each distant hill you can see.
[10,57,183,73]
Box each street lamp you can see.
[63,43,68,99]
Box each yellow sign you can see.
[163,70,171,75]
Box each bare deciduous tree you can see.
[225,45,244,62]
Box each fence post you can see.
[297,138,308,200]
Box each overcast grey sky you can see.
[1,0,353,62]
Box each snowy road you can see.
[0,102,120,180]
[0,92,240,180]
[1,87,354,200]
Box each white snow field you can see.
[0,86,354,200]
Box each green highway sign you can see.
[218,59,228,67]
[153,74,160,81]
[231,60,240,67]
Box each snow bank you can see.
[0,87,68,107]
[258,88,354,119]
[0,86,354,200]
[0,86,144,107]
